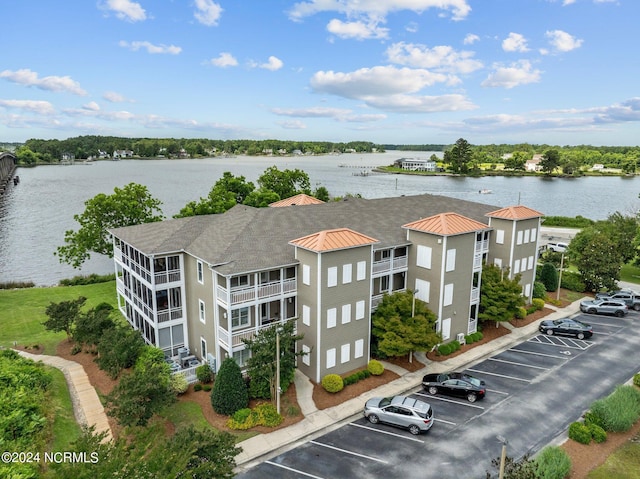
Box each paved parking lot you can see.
[237,310,639,478]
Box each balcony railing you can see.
[371,294,384,311]
[470,286,480,303]
[475,239,489,253]
[218,319,296,349]
[157,307,183,323]
[155,269,181,285]
[217,278,297,306]
[372,255,408,275]
[473,253,483,270]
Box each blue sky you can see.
[2,0,638,146]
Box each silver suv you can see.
[580,298,628,317]
[363,395,434,435]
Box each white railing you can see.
[218,278,297,306]
[155,269,181,285]
[219,320,295,348]
[473,253,483,270]
[467,318,478,334]
[371,294,384,310]
[372,256,408,275]
[475,239,489,253]
[470,287,480,303]
[157,307,182,323]
[172,364,200,384]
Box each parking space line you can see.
[434,418,457,425]
[530,336,589,349]
[509,348,569,360]
[414,391,485,410]
[265,461,325,479]
[349,423,425,443]
[486,388,509,395]
[488,357,549,370]
[310,440,390,464]
[467,368,531,382]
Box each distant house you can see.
[396,158,437,172]
[278,149,287,155]
[525,154,543,172]
[263,149,273,156]
[98,150,109,159]
[179,148,190,159]
[113,150,133,159]
[591,164,604,171]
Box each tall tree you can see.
[43,296,87,339]
[257,166,311,199]
[371,291,440,359]
[568,227,622,292]
[479,264,525,323]
[242,320,305,399]
[444,138,472,174]
[539,149,561,175]
[210,357,248,415]
[56,183,164,268]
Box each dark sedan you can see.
[422,372,486,403]
[538,318,593,339]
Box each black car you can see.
[538,318,593,339]
[422,372,486,403]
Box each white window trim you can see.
[357,261,366,281]
[355,339,364,358]
[496,230,505,244]
[326,348,336,369]
[443,283,454,306]
[445,248,456,272]
[328,266,338,287]
[303,264,311,285]
[417,245,432,269]
[341,343,351,364]
[342,264,352,284]
[198,299,206,324]
[327,308,336,328]
[197,260,204,284]
[341,304,351,324]
[302,305,310,326]
[355,300,365,320]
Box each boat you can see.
[478,189,492,194]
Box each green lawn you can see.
[47,367,82,451]
[0,281,118,354]
[587,438,640,479]
[620,263,640,285]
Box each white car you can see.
[547,242,568,253]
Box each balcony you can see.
[470,286,480,303]
[473,253,483,271]
[372,255,408,276]
[475,239,489,254]
[217,278,297,306]
[155,269,181,285]
[218,319,296,349]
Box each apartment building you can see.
[109,194,542,383]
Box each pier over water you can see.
[0,152,17,196]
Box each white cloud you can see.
[271,106,387,122]
[103,91,134,103]
[386,42,483,74]
[276,120,307,129]
[463,33,479,45]
[260,56,284,71]
[82,101,101,111]
[119,41,182,54]
[0,99,55,114]
[209,52,238,68]
[288,0,472,22]
[194,0,223,26]
[326,19,389,40]
[0,69,87,96]
[502,32,529,52]
[481,60,542,88]
[365,94,476,113]
[562,0,576,5]
[545,30,583,52]
[101,0,146,22]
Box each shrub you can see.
[321,374,344,393]
[515,307,527,319]
[560,272,586,292]
[634,373,640,387]
[202,384,212,392]
[193,383,203,392]
[526,306,538,315]
[464,335,475,345]
[589,385,640,432]
[437,343,451,356]
[196,364,213,384]
[211,357,249,416]
[367,360,384,376]
[583,410,605,430]
[587,422,607,443]
[226,403,283,430]
[532,298,545,311]
[534,446,571,479]
[58,273,116,286]
[568,421,591,444]
[472,331,483,342]
[71,344,82,355]
[540,263,559,291]
[169,374,189,395]
[533,281,547,299]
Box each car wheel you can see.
[367,414,379,424]
[546,329,554,336]
[428,386,438,395]
[467,393,477,403]
[577,332,585,340]
[587,308,597,314]
[634,304,640,311]
[615,310,624,317]
[408,425,421,436]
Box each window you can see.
[415,279,430,303]
[199,300,206,324]
[230,275,249,288]
[342,304,351,324]
[326,348,336,368]
[232,307,250,328]
[341,344,350,363]
[327,308,336,328]
[530,228,537,242]
[303,264,310,285]
[357,261,366,280]
[496,230,505,244]
[200,337,207,358]
[494,257,503,268]
[302,345,311,366]
[445,249,456,272]
[524,229,530,244]
[302,305,310,326]
[355,300,365,320]
[327,266,338,287]
[417,245,432,269]
[443,283,454,306]
[197,260,204,283]
[233,348,250,367]
[528,256,534,270]
[514,259,520,274]
[354,339,364,358]
[516,230,523,245]
[442,318,451,341]
[524,283,531,297]
[342,264,352,284]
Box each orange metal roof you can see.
[486,205,544,220]
[289,228,378,252]
[269,194,325,207]
[402,212,490,236]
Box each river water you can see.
[1,151,638,286]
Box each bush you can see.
[464,334,475,345]
[540,263,559,291]
[321,374,344,393]
[367,359,384,376]
[589,385,640,432]
[196,364,213,384]
[202,384,212,392]
[634,373,640,387]
[226,403,283,430]
[568,421,591,444]
[515,307,527,319]
[58,273,116,286]
[169,374,189,395]
[532,298,545,311]
[534,446,571,479]
[526,306,538,315]
[560,271,586,292]
[471,331,483,342]
[533,281,547,299]
[211,357,249,416]
[587,422,607,443]
[193,383,202,392]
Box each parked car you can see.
[538,318,593,339]
[547,242,568,253]
[594,290,640,310]
[363,395,434,435]
[422,372,486,403]
[580,299,628,317]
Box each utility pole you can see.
[556,252,565,301]
[276,330,280,414]
[497,435,508,479]
[410,290,419,363]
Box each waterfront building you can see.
[109,194,542,382]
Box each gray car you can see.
[363,395,434,435]
[580,298,628,317]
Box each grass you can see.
[47,366,82,452]
[0,281,118,354]
[587,438,640,479]
[620,263,640,285]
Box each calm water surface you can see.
[1,152,639,285]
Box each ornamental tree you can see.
[43,296,87,339]
[479,264,525,323]
[210,357,248,415]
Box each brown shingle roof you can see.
[269,194,325,207]
[486,205,544,220]
[402,212,491,236]
[289,228,378,252]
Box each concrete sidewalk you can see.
[234,298,584,470]
[16,350,113,442]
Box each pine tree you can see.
[211,358,248,416]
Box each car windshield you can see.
[379,397,392,407]
[466,377,482,387]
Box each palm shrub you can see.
[211,358,248,416]
[534,446,571,479]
